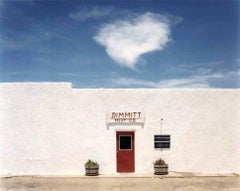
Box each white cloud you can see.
[69,6,113,21]
[94,12,171,69]
[235,58,240,63]
[112,77,210,88]
[111,70,240,88]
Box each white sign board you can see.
[107,112,145,124]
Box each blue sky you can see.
[0,0,239,88]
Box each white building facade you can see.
[0,83,239,176]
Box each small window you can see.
[119,135,132,150]
[154,135,171,149]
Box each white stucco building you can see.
[0,83,239,176]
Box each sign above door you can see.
[107,112,145,124]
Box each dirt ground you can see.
[1,176,240,191]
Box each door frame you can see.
[116,131,135,173]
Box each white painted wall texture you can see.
[0,83,239,176]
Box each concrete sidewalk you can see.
[2,172,239,179]
[1,175,240,191]
[95,172,240,178]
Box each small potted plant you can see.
[85,159,99,176]
[153,158,168,175]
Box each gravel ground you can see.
[1,176,240,191]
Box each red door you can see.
[116,131,135,172]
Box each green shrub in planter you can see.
[153,158,168,175]
[85,159,99,176]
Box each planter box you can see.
[154,164,168,175]
[85,164,99,176]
